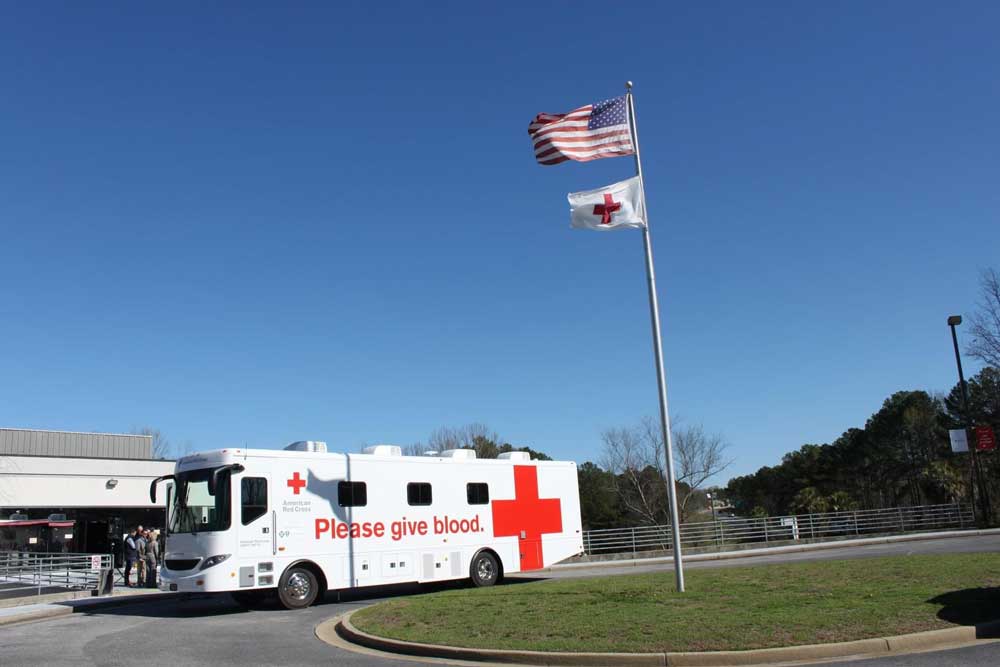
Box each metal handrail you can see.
[581,502,973,555]
[0,552,113,596]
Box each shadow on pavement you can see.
[75,576,547,618]
[929,587,1000,637]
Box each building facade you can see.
[0,428,174,561]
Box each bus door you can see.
[237,475,273,587]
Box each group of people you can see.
[123,525,160,588]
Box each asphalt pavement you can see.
[1,534,997,667]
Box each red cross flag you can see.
[567,176,646,231]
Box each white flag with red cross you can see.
[567,176,646,231]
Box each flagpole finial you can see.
[626,80,633,91]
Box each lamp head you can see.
[948,315,962,326]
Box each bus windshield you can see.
[168,468,232,534]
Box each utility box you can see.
[93,567,114,596]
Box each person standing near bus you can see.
[135,529,147,587]
[123,528,139,587]
[143,530,159,588]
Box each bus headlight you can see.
[199,554,231,570]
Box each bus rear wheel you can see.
[278,566,319,609]
[470,550,499,587]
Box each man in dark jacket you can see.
[123,527,139,587]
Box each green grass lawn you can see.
[350,553,1000,653]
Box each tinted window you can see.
[407,482,432,506]
[467,483,489,505]
[338,481,367,507]
[241,477,268,525]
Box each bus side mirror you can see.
[150,475,175,504]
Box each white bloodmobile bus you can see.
[150,441,583,609]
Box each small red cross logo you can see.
[287,472,306,495]
[592,193,622,225]
[491,466,563,571]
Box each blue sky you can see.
[1,2,997,483]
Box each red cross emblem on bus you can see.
[593,193,621,225]
[287,471,306,495]
[491,466,562,571]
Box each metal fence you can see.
[582,503,974,556]
[0,552,112,597]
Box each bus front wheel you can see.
[277,566,319,609]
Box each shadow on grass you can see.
[928,587,1000,637]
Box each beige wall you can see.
[0,455,175,509]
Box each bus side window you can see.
[407,482,432,506]
[467,483,489,505]
[338,481,367,507]
[241,477,268,524]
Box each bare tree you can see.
[654,419,734,522]
[373,424,504,458]
[428,423,502,457]
[601,417,733,524]
[402,442,431,456]
[968,268,1000,369]
[600,425,665,525]
[132,427,171,459]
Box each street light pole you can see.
[948,315,990,524]
[706,493,718,523]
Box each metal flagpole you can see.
[625,80,686,592]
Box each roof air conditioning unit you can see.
[284,441,328,453]
[498,451,531,462]
[362,445,402,456]
[439,449,477,460]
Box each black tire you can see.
[230,590,270,609]
[469,550,499,588]
[277,565,319,609]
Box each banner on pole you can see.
[567,176,646,231]
[949,429,969,453]
[975,426,996,451]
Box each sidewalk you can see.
[0,587,175,627]
[546,527,1000,573]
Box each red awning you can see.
[0,520,76,528]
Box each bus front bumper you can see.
[159,564,237,593]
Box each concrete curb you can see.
[324,609,1000,667]
[328,612,664,665]
[0,591,189,628]
[0,605,73,628]
[544,528,1000,573]
[0,586,166,610]
[0,588,95,609]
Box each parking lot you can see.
[2,534,998,667]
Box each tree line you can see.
[724,367,999,518]
[404,420,731,530]
[726,269,1000,520]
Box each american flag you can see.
[528,95,634,166]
